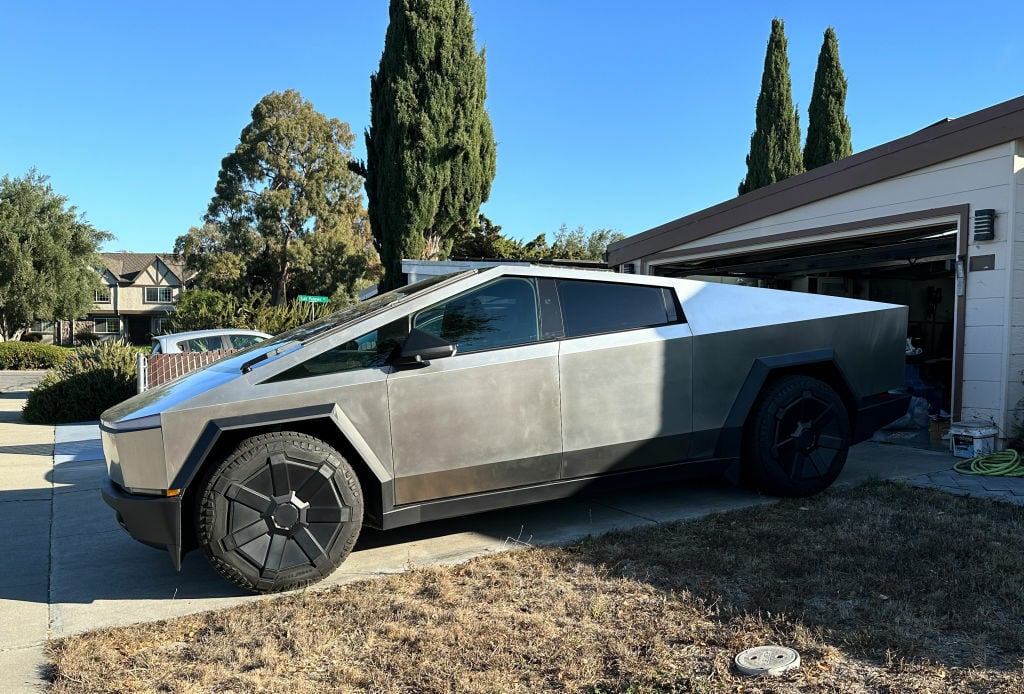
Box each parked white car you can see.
[150,329,271,354]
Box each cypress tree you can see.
[804,27,852,170]
[739,18,803,195]
[365,0,497,290]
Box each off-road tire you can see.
[745,375,851,497]
[196,431,363,593]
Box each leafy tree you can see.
[174,222,252,297]
[364,0,497,290]
[449,215,522,258]
[804,27,852,170]
[739,18,804,195]
[162,289,243,332]
[204,90,366,305]
[0,170,109,340]
[288,211,381,305]
[549,225,626,261]
[448,218,621,262]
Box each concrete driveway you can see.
[0,370,958,692]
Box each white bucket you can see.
[950,420,998,459]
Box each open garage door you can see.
[652,222,961,443]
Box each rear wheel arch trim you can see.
[718,349,854,459]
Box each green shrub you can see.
[0,341,71,370]
[22,340,138,424]
[75,330,101,345]
[165,288,317,336]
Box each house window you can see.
[93,317,120,334]
[30,320,54,333]
[145,287,173,303]
[94,287,112,303]
[152,316,168,335]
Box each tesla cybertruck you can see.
[100,266,909,592]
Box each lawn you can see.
[48,481,1024,693]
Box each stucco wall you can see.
[115,260,180,313]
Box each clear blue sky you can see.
[2,1,1020,253]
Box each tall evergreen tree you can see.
[365,0,497,290]
[804,27,852,170]
[739,18,803,195]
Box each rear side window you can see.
[557,280,679,338]
[180,336,226,352]
[229,335,266,350]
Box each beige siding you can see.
[1007,140,1024,436]
[662,144,1015,256]
[651,141,1021,435]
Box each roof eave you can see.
[608,94,1024,266]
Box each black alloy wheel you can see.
[745,375,851,497]
[197,431,363,593]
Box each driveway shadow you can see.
[38,452,738,606]
[0,392,33,399]
[0,442,53,456]
[1,422,770,640]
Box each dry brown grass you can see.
[48,481,1024,693]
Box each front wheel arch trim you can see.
[171,405,392,556]
[171,404,391,492]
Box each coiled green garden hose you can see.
[953,450,1024,477]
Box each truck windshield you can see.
[232,271,478,357]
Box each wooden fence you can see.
[137,350,236,392]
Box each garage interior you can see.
[651,224,959,449]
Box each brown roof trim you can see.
[608,94,1024,266]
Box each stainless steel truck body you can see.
[100,266,910,592]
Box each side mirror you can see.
[393,328,457,367]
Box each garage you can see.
[609,95,1024,446]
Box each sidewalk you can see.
[1,369,1012,692]
[0,372,51,692]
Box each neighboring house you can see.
[608,94,1024,443]
[74,252,192,345]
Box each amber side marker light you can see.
[164,489,181,497]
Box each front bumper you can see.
[100,475,184,570]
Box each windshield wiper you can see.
[241,342,298,373]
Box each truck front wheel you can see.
[196,431,363,593]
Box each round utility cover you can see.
[734,645,800,676]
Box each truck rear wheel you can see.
[745,375,850,497]
[196,431,363,593]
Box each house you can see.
[607,94,1024,444]
[71,253,192,345]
